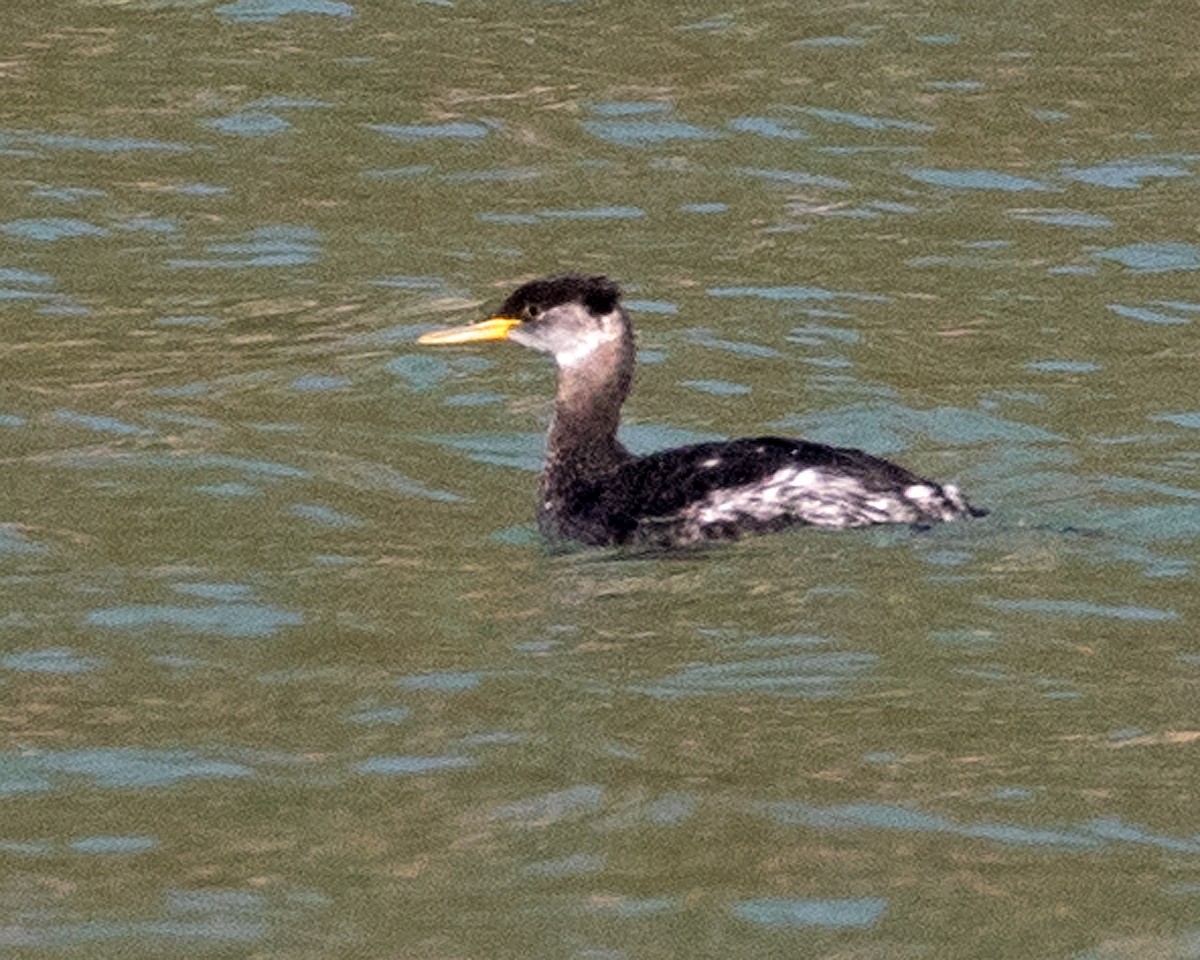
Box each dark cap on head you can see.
[499,275,621,320]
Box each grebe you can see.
[419,275,983,547]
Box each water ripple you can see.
[581,120,723,147]
[733,897,887,929]
[982,598,1179,622]
[906,168,1051,192]
[86,602,304,637]
[368,122,492,142]
[1096,242,1199,273]
[217,0,354,23]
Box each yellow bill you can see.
[418,316,521,345]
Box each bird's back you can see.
[543,436,980,546]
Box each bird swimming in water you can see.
[419,275,984,547]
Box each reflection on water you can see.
[1,0,1198,955]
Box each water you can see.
[2,1,1198,956]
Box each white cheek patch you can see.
[556,341,599,368]
[553,324,623,369]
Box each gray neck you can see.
[543,338,633,484]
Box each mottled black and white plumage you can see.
[419,275,984,547]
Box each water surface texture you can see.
[1,1,1198,957]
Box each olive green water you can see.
[1,1,1198,957]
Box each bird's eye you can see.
[527,305,543,321]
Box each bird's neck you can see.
[544,344,633,482]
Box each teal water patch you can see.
[792,107,933,133]
[290,503,366,528]
[1101,477,1200,501]
[0,128,190,154]
[476,212,540,225]
[1081,817,1200,854]
[728,117,810,140]
[53,409,151,436]
[992,786,1036,802]
[0,525,49,555]
[777,403,1060,453]
[31,185,107,202]
[982,598,1178,622]
[166,182,230,196]
[1096,242,1199,273]
[523,853,605,878]
[1008,209,1113,228]
[370,275,454,291]
[396,671,481,692]
[929,629,998,647]
[316,458,464,502]
[217,0,354,22]
[792,35,866,47]
[686,328,783,359]
[24,748,254,789]
[86,603,304,637]
[446,392,502,407]
[1064,158,1193,189]
[733,897,886,929]
[1154,411,1200,429]
[581,120,722,146]
[344,705,410,726]
[490,523,541,546]
[1154,300,1200,314]
[0,267,54,286]
[906,168,1050,191]
[291,374,351,392]
[490,785,605,824]
[680,202,727,214]
[355,755,474,775]
[536,205,645,220]
[70,835,158,855]
[3,648,106,674]
[1108,302,1191,325]
[2,218,108,241]
[753,800,1104,850]
[0,839,55,855]
[442,166,539,183]
[1088,504,1200,542]
[168,225,321,269]
[194,482,262,498]
[634,652,877,699]
[625,298,678,315]
[206,111,290,137]
[708,284,888,303]
[1025,359,1100,374]
[927,80,984,91]
[362,164,434,180]
[646,792,697,825]
[423,432,543,471]
[386,354,451,391]
[368,121,491,141]
[620,423,724,455]
[682,379,751,396]
[734,167,849,189]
